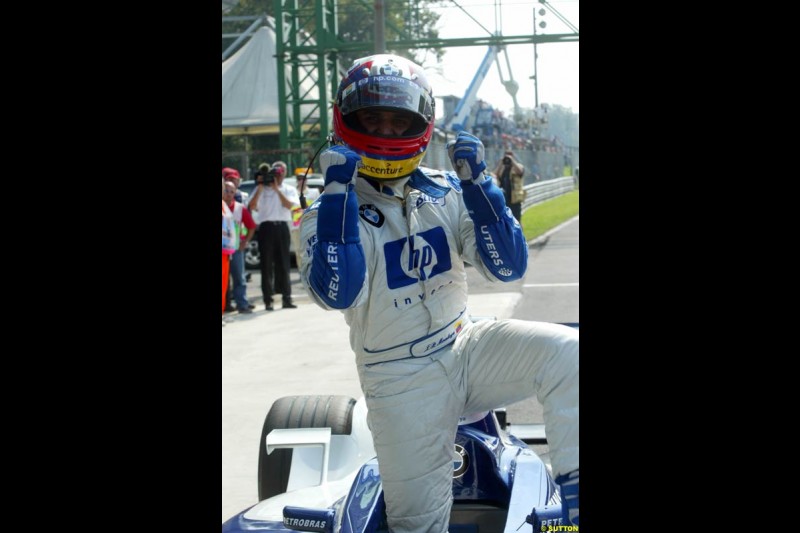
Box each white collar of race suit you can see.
[365,176,409,198]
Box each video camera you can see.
[256,167,279,185]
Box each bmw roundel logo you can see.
[380,63,401,77]
[453,444,469,478]
[359,204,385,227]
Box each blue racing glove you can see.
[446,131,487,184]
[319,145,361,194]
[555,469,579,526]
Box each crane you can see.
[444,44,521,133]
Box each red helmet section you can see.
[332,55,436,180]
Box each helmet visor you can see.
[339,76,433,122]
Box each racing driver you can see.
[298,54,579,532]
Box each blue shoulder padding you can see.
[317,188,360,243]
[408,169,451,198]
[309,240,366,309]
[310,189,366,308]
[444,172,462,192]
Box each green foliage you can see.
[222,136,247,152]
[521,190,579,241]
[222,1,448,66]
[222,1,272,55]
[225,0,271,16]
[313,0,448,67]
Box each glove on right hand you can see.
[319,145,361,188]
[446,131,487,183]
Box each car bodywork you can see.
[222,396,564,533]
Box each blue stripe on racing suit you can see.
[461,176,528,280]
[309,188,366,309]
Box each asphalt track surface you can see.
[222,216,578,521]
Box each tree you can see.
[222,2,453,172]
[222,1,448,66]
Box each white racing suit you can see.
[299,167,578,533]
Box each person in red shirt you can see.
[222,179,235,324]
[224,180,258,313]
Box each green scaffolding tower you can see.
[272,0,343,171]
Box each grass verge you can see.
[521,190,579,241]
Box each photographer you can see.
[248,162,300,310]
[492,150,526,223]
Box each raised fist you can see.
[446,131,487,183]
[319,145,361,187]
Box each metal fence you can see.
[425,135,574,184]
[425,136,577,211]
[521,176,576,211]
[223,134,577,196]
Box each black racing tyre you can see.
[257,395,357,501]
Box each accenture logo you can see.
[362,164,403,176]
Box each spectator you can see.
[271,159,288,173]
[248,162,299,310]
[223,167,247,313]
[224,181,257,314]
[222,177,236,325]
[223,167,248,205]
[492,150,526,222]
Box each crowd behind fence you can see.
[422,136,575,186]
[223,136,577,187]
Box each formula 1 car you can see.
[222,394,566,533]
